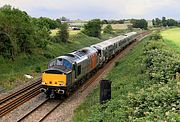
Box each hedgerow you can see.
[143,34,180,83]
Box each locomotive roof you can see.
[92,32,137,49]
[44,67,71,74]
[55,47,96,64]
[92,35,125,49]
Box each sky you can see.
[0,0,180,20]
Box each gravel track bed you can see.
[41,39,141,122]
[21,100,61,122]
[0,93,46,122]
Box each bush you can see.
[35,66,41,73]
[57,23,69,43]
[128,81,179,121]
[103,24,113,34]
[82,19,102,38]
[142,40,180,83]
[150,33,162,40]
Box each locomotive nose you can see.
[42,72,67,87]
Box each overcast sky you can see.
[0,0,180,20]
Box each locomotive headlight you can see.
[60,84,65,86]
[42,82,46,85]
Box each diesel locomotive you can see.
[40,32,138,98]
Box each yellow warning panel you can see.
[42,73,67,87]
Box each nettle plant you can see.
[142,40,180,83]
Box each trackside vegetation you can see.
[72,33,180,122]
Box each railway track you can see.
[17,99,64,122]
[0,78,42,117]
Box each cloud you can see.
[0,0,180,19]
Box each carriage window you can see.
[97,49,101,56]
[78,65,81,75]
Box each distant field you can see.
[50,29,80,36]
[102,24,131,30]
[161,28,180,51]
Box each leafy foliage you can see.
[103,24,113,34]
[152,17,178,27]
[143,39,180,83]
[149,32,162,40]
[82,19,102,38]
[131,19,148,30]
[56,23,69,43]
[32,17,61,30]
[0,5,51,59]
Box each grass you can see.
[161,28,180,51]
[0,30,127,91]
[72,37,150,122]
[72,35,180,121]
[102,24,130,30]
[50,29,80,36]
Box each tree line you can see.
[152,17,178,27]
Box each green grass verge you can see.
[161,28,180,51]
[72,36,180,122]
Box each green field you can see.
[50,29,80,36]
[161,28,180,51]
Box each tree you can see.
[0,32,13,58]
[152,19,156,26]
[102,20,108,24]
[103,24,113,34]
[162,17,167,27]
[57,23,69,43]
[166,19,178,26]
[0,5,35,55]
[0,5,51,59]
[152,17,178,27]
[32,17,61,30]
[83,19,102,38]
[60,16,68,21]
[155,18,162,27]
[131,19,148,30]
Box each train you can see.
[40,32,138,98]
